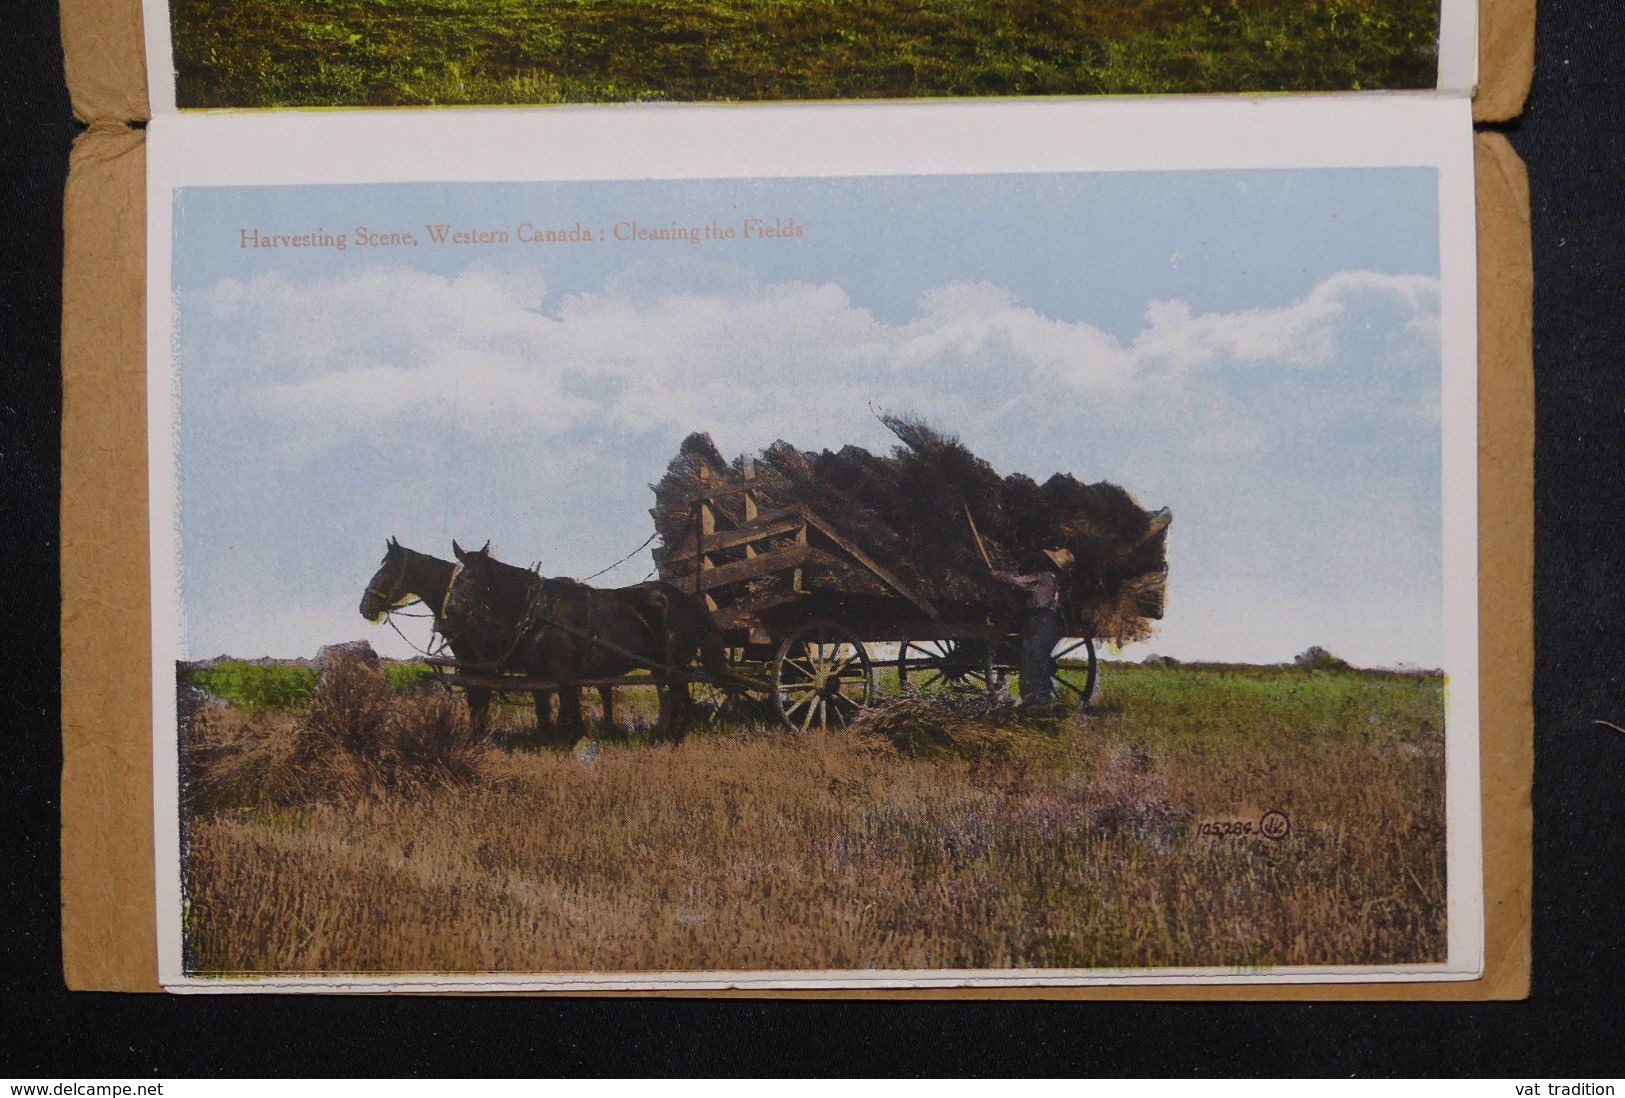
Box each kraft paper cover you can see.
[57,124,1532,999]
[57,0,1536,994]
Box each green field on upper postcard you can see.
[163,0,1445,109]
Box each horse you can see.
[444,540,727,743]
[358,537,599,741]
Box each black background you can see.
[6,3,1623,1078]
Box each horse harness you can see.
[439,560,541,671]
[517,578,665,679]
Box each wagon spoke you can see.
[785,696,817,724]
[826,703,852,728]
[1054,673,1089,698]
[786,653,820,679]
[827,650,859,678]
[784,684,816,709]
[1053,638,1091,661]
[837,687,867,709]
[802,697,822,732]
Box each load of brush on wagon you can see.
[650,415,1169,646]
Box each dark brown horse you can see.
[359,537,591,741]
[444,540,726,742]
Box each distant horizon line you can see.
[175,648,1446,676]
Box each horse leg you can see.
[598,685,618,739]
[531,690,554,743]
[558,687,586,742]
[465,686,492,741]
[654,685,673,742]
[671,682,693,742]
[656,683,690,744]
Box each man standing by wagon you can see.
[993,546,1075,711]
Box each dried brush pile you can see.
[651,416,1170,643]
[854,687,1033,758]
[181,654,489,814]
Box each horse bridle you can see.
[366,548,455,659]
[364,547,414,615]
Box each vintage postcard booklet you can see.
[142,93,1488,991]
[56,0,1532,994]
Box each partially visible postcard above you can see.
[143,0,1479,111]
[148,96,1481,991]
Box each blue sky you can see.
[171,167,1443,666]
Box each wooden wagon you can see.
[653,458,1119,731]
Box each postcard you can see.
[142,0,1479,112]
[147,95,1480,991]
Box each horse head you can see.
[360,536,441,623]
[360,537,405,622]
[448,540,522,609]
[451,539,494,563]
[449,541,507,598]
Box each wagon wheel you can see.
[896,638,1009,699]
[691,646,766,727]
[773,620,875,730]
[1041,636,1100,708]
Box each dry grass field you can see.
[178,655,1446,976]
[170,0,1440,108]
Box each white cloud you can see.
[1131,270,1441,376]
[186,263,1440,451]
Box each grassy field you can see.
[177,653,1446,975]
[170,0,1440,108]
[183,659,436,710]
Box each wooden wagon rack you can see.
[655,460,948,637]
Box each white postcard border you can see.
[1437,0,1481,95]
[147,94,1482,991]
